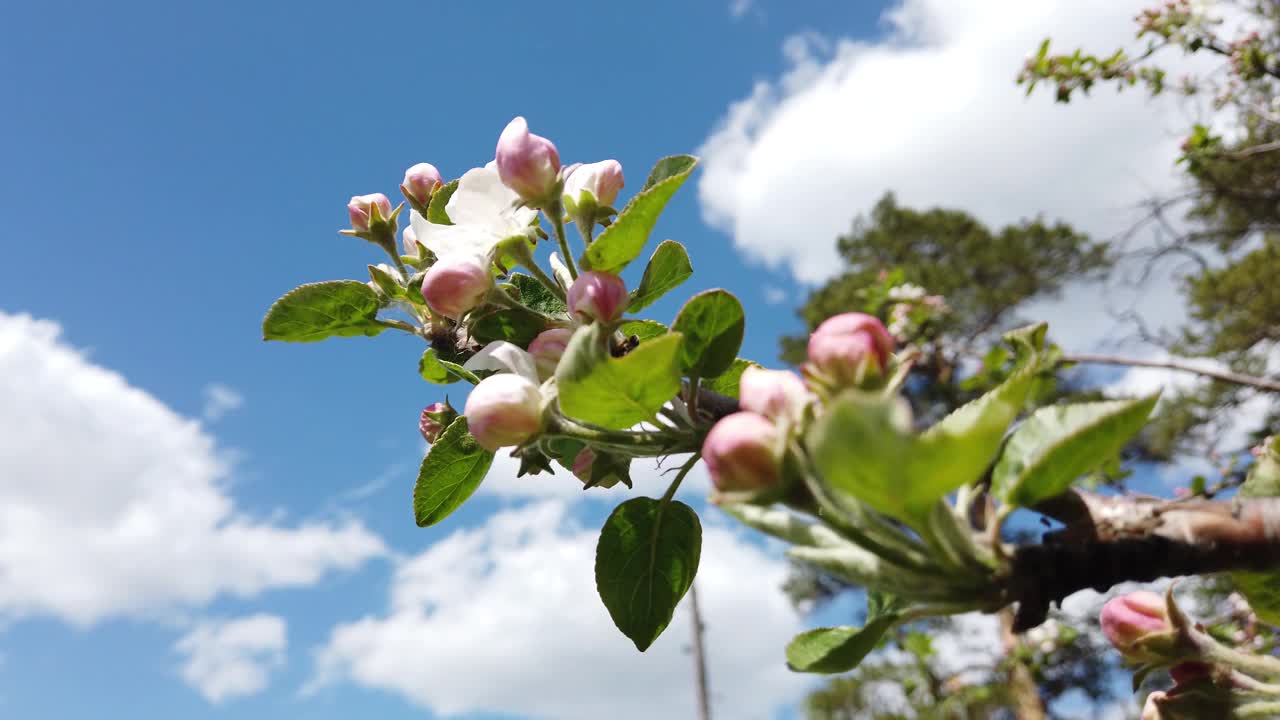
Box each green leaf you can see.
[509,273,567,315]
[439,360,480,385]
[413,418,494,527]
[595,497,702,651]
[991,394,1159,508]
[556,324,684,429]
[808,366,1036,525]
[786,617,899,673]
[672,289,745,378]
[629,240,693,312]
[471,307,546,346]
[262,281,385,342]
[579,155,698,274]
[619,319,668,343]
[1233,439,1280,624]
[426,179,459,225]
[703,358,759,400]
[418,348,453,384]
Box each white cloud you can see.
[479,450,712,502]
[763,285,789,305]
[0,312,385,626]
[176,614,287,703]
[698,0,1223,350]
[201,383,244,422]
[729,0,753,19]
[309,501,807,720]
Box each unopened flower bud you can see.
[402,163,443,208]
[1100,591,1170,653]
[420,255,493,319]
[528,327,574,381]
[347,193,393,233]
[563,159,624,208]
[495,116,561,204]
[419,401,458,443]
[464,373,543,451]
[567,271,628,324]
[739,367,810,423]
[807,312,895,388]
[703,412,781,492]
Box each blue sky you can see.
[0,0,1222,718]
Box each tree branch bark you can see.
[1061,352,1280,393]
[1007,490,1280,632]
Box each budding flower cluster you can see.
[1100,591,1170,655]
[563,160,625,210]
[420,255,493,319]
[702,313,894,494]
[419,401,458,443]
[402,163,444,209]
[347,193,393,233]
[528,328,573,381]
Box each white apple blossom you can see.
[410,162,538,262]
[463,341,540,384]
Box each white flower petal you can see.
[549,253,573,293]
[411,210,502,260]
[447,164,536,236]
[463,341,539,383]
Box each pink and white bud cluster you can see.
[703,412,782,493]
[420,255,493,319]
[402,162,443,208]
[806,312,895,390]
[464,373,543,451]
[563,160,625,209]
[567,271,628,324]
[495,117,561,204]
[347,193,393,233]
[528,327,573,381]
[1100,591,1170,654]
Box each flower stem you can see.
[547,203,578,280]
[661,454,701,506]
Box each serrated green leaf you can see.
[413,417,494,527]
[619,319,668,343]
[508,273,567,315]
[427,179,459,225]
[992,394,1159,508]
[629,240,693,312]
[786,617,899,674]
[557,324,683,429]
[471,307,546,346]
[262,281,385,342]
[418,348,453,384]
[808,366,1036,526]
[595,497,701,651]
[579,155,698,274]
[672,289,745,379]
[703,358,759,400]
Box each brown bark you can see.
[1008,490,1280,631]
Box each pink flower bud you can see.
[495,117,561,203]
[348,193,392,232]
[464,373,543,451]
[420,255,493,320]
[528,327,574,381]
[567,271,628,324]
[419,401,457,443]
[739,366,810,422]
[402,225,419,256]
[563,159,625,208]
[402,163,443,207]
[572,448,596,482]
[703,412,781,492]
[807,312,895,387]
[1100,591,1169,652]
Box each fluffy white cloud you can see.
[201,383,244,422]
[479,450,713,502]
[176,614,287,703]
[699,0,1223,350]
[309,501,807,720]
[0,312,385,626]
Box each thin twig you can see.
[1062,352,1280,393]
